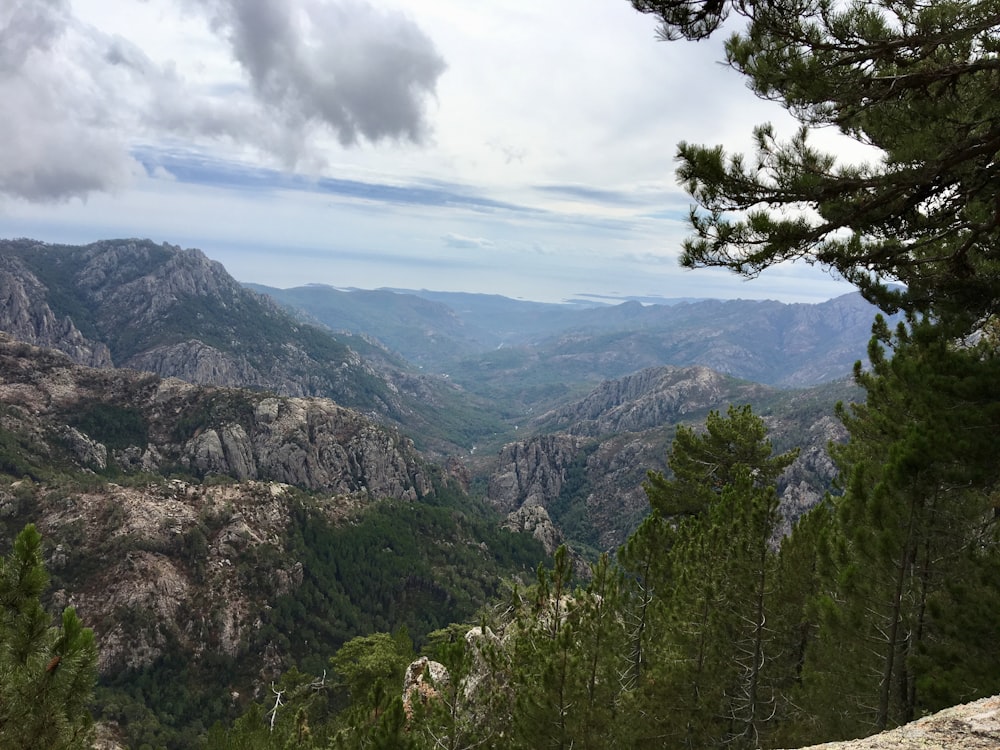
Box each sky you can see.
[0,0,868,304]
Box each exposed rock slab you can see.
[783,695,1000,750]
[0,335,429,498]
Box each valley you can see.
[0,237,892,747]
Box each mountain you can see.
[251,283,891,435]
[242,284,502,366]
[0,237,871,550]
[0,238,872,546]
[252,282,890,390]
[485,365,856,553]
[0,236,892,745]
[0,333,429,496]
[0,335,543,746]
[0,238,505,456]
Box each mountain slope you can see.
[253,282,889,390]
[0,335,545,747]
[486,366,856,552]
[0,239,506,455]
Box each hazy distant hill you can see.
[251,282,888,389]
[243,284,501,365]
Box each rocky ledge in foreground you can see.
[783,694,1000,750]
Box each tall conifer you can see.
[0,524,98,750]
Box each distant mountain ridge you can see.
[252,281,892,389]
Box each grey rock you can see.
[502,504,563,554]
[488,434,585,514]
[127,340,261,388]
[535,366,770,437]
[0,257,112,367]
[59,426,108,470]
[0,335,430,500]
[779,694,1000,750]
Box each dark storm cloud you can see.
[201,0,447,147]
[0,0,446,202]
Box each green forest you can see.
[4,0,1000,748]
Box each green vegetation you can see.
[172,389,257,442]
[546,441,601,553]
[260,483,545,678]
[70,476,545,749]
[5,1,1000,746]
[257,393,989,750]
[0,524,98,750]
[67,402,149,450]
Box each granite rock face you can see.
[0,335,429,498]
[782,695,1000,750]
[487,434,586,515]
[0,239,411,425]
[22,478,303,675]
[502,503,563,554]
[486,366,848,550]
[0,255,112,368]
[534,365,770,437]
[0,336,434,678]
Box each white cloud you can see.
[0,0,446,201]
[197,0,446,152]
[443,233,494,249]
[0,0,867,304]
[0,0,136,200]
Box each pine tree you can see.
[510,546,579,750]
[626,0,1000,740]
[631,0,1000,333]
[0,524,98,750]
[622,405,796,749]
[795,318,1000,740]
[767,498,834,747]
[506,547,631,749]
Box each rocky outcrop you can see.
[0,256,112,368]
[0,335,429,499]
[771,414,847,536]
[126,340,261,389]
[0,338,440,681]
[487,434,586,514]
[488,368,850,552]
[781,694,1000,750]
[402,657,450,721]
[502,503,563,554]
[535,366,770,437]
[22,478,303,675]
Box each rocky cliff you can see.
[20,478,306,676]
[487,366,851,549]
[0,238,492,457]
[0,255,113,368]
[0,333,437,673]
[0,335,429,497]
[533,365,772,436]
